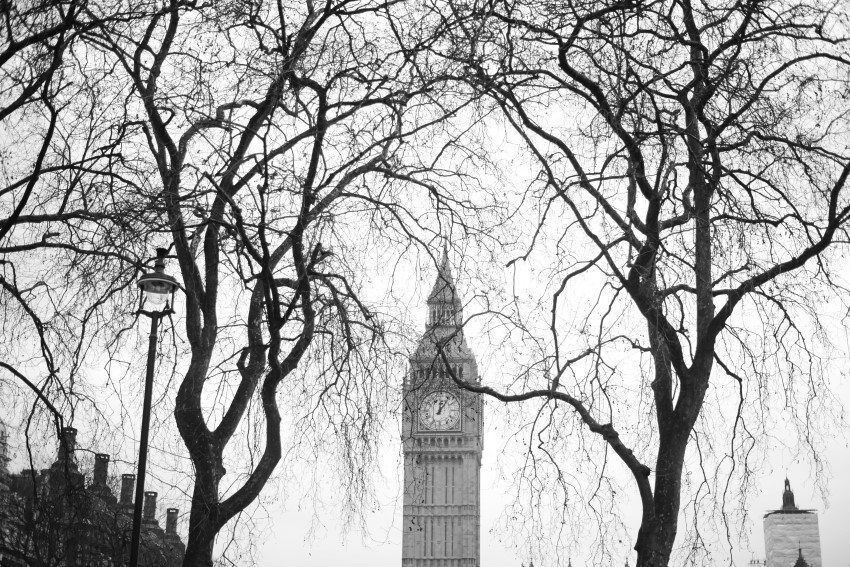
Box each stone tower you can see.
[402,250,483,567]
[763,479,821,567]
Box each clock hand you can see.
[436,400,446,415]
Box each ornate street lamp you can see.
[136,248,179,316]
[129,247,180,567]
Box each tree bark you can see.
[182,447,223,566]
[636,424,689,567]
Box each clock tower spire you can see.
[402,249,483,567]
[426,245,463,329]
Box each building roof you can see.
[0,425,185,565]
[764,478,815,517]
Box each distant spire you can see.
[782,477,798,511]
[793,547,809,567]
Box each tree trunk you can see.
[181,451,222,567]
[635,421,690,567]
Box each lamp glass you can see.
[140,280,174,311]
[143,290,169,308]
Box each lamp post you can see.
[129,247,180,567]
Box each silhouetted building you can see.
[0,425,185,566]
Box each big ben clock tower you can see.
[402,250,483,567]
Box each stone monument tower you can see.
[763,479,821,567]
[402,250,483,567]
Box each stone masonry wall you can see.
[763,512,821,567]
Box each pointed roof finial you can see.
[427,245,457,304]
[439,243,452,280]
[782,477,797,511]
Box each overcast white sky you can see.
[2,250,846,567]
[251,250,850,567]
[1,260,847,567]
[258,378,850,567]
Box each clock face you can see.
[419,391,461,431]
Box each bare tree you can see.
[423,1,850,565]
[1,0,151,460]
[0,0,76,243]
[2,0,494,564]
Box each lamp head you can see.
[137,248,180,316]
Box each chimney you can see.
[0,422,9,475]
[143,491,157,524]
[166,508,178,535]
[93,454,109,485]
[120,473,135,505]
[57,427,77,464]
